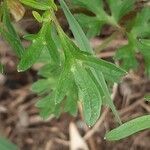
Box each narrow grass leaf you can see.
[105,115,150,141]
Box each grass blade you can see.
[105,115,150,141]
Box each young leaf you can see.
[72,63,102,126]
[105,115,150,141]
[32,11,43,22]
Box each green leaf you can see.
[72,63,102,126]
[1,1,24,57]
[18,22,59,71]
[115,44,138,71]
[32,11,43,22]
[44,23,60,63]
[0,136,18,150]
[71,0,103,14]
[60,0,123,125]
[144,94,150,102]
[36,95,55,119]
[88,70,122,124]
[78,54,126,82]
[75,14,102,38]
[60,0,93,53]
[137,39,150,75]
[31,79,51,94]
[17,36,44,71]
[131,7,150,38]
[139,39,150,47]
[105,115,150,141]
[19,0,54,10]
[38,63,61,78]
[64,84,78,116]
[54,63,73,104]
[23,34,38,41]
[108,0,136,22]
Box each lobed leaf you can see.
[60,0,124,125]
